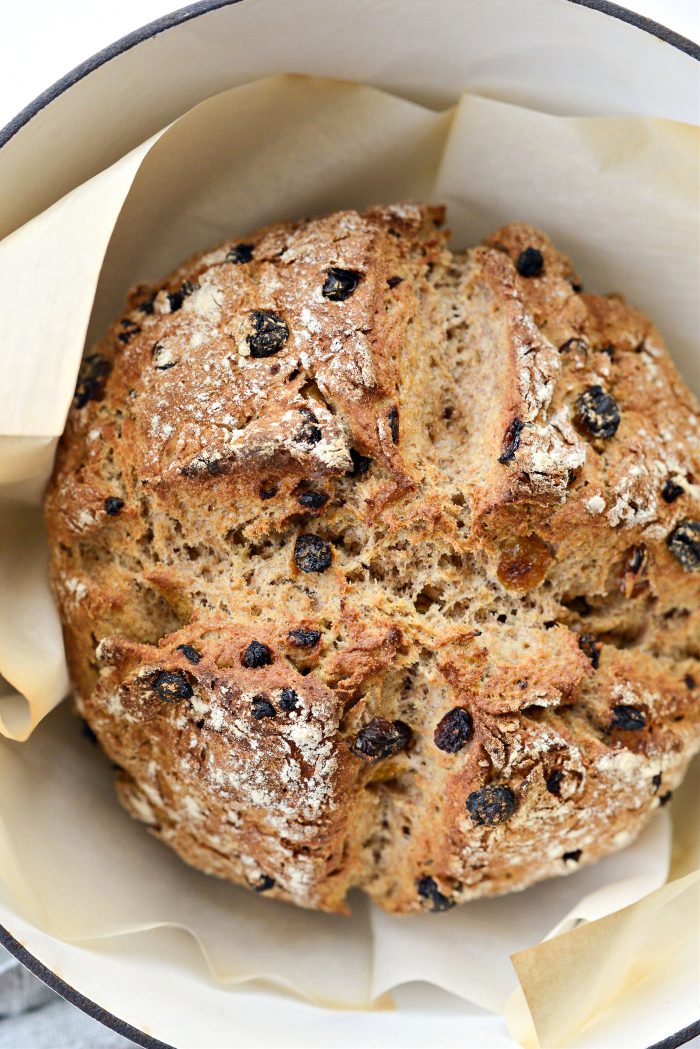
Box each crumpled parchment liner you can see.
[0,74,697,1044]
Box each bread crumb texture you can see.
[46,204,700,913]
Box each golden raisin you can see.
[497,535,553,590]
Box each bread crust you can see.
[46,205,700,913]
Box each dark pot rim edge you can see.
[0,1,698,1046]
[0,0,698,152]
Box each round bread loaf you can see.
[46,203,700,913]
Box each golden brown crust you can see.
[46,206,700,913]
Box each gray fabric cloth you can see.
[0,947,140,1048]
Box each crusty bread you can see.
[45,203,700,914]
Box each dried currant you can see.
[610,705,646,731]
[659,791,673,807]
[685,675,697,690]
[254,874,276,892]
[168,280,197,312]
[260,485,278,500]
[74,355,112,408]
[153,671,193,702]
[294,534,332,573]
[242,641,273,669]
[416,876,455,912]
[322,267,361,301]
[388,407,400,444]
[434,708,473,753]
[137,291,157,315]
[498,418,524,463]
[251,695,276,719]
[348,449,372,477]
[104,497,124,516]
[247,310,289,358]
[576,385,621,439]
[667,520,700,571]
[176,644,201,665]
[350,717,412,761]
[279,688,299,711]
[578,633,601,669]
[652,773,662,792]
[466,785,517,826]
[226,243,254,264]
[562,849,582,863]
[662,479,684,504]
[515,247,544,278]
[117,319,141,344]
[387,275,404,288]
[288,628,321,648]
[297,491,328,510]
[546,769,564,796]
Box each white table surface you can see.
[0,2,698,1048]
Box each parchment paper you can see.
[0,75,698,1045]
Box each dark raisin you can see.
[578,633,601,669]
[576,385,621,439]
[74,355,112,408]
[662,479,684,504]
[667,520,700,571]
[610,705,646,731]
[297,491,328,510]
[254,874,276,892]
[153,671,193,702]
[466,785,517,826]
[348,449,372,477]
[387,276,404,288]
[498,418,524,463]
[81,720,98,745]
[260,485,278,500]
[152,342,176,370]
[416,876,455,912]
[515,247,544,277]
[226,242,254,264]
[350,717,412,761]
[559,338,588,354]
[563,849,582,862]
[294,534,332,573]
[296,420,323,445]
[176,644,201,665]
[138,292,157,315]
[570,281,583,293]
[104,497,124,516]
[247,310,289,358]
[242,641,273,669]
[117,320,141,344]
[388,407,399,444]
[434,708,473,753]
[652,772,662,793]
[685,674,697,690]
[251,695,276,719]
[167,280,197,312]
[546,769,564,796]
[279,688,299,711]
[288,628,321,648]
[322,267,361,301]
[659,791,673,807]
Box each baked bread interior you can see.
[46,203,700,913]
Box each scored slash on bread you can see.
[45,203,700,913]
